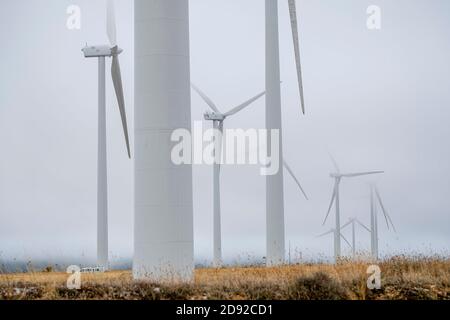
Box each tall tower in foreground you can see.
[265,0,286,266]
[133,0,194,281]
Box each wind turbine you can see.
[191,84,266,267]
[341,217,371,258]
[266,0,307,267]
[82,0,131,270]
[369,184,396,260]
[323,155,383,262]
[317,228,352,256]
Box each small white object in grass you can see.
[80,266,106,274]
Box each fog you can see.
[0,0,449,266]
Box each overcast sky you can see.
[0,0,449,265]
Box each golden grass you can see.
[0,256,449,300]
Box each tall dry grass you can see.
[0,256,448,300]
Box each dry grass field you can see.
[0,256,449,300]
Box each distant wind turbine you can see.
[81,0,131,270]
[317,228,352,255]
[280,160,308,262]
[369,184,396,260]
[191,84,266,267]
[341,217,371,258]
[323,155,383,262]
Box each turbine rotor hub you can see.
[204,112,225,121]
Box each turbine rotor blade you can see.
[317,229,334,238]
[375,187,390,230]
[375,187,397,232]
[323,180,337,225]
[218,121,224,135]
[224,91,266,117]
[191,83,221,114]
[283,160,309,200]
[340,233,352,249]
[106,0,117,47]
[355,218,372,233]
[288,0,306,114]
[340,219,353,230]
[328,153,341,173]
[342,171,384,178]
[111,55,131,158]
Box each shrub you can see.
[289,272,348,300]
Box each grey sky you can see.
[1,0,449,265]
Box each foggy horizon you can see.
[1,0,450,267]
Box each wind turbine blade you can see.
[375,187,397,232]
[374,187,389,230]
[224,91,266,117]
[218,121,224,135]
[328,153,341,173]
[283,160,308,200]
[355,218,371,233]
[342,171,384,178]
[317,229,334,238]
[106,0,117,47]
[111,55,131,158]
[288,0,305,115]
[191,83,221,114]
[340,233,352,249]
[340,219,353,230]
[323,181,337,225]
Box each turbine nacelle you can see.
[82,45,123,58]
[204,111,225,122]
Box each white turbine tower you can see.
[266,0,306,267]
[82,0,131,270]
[341,217,371,258]
[323,156,383,262]
[317,228,352,255]
[133,0,194,281]
[369,184,396,260]
[191,84,266,267]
